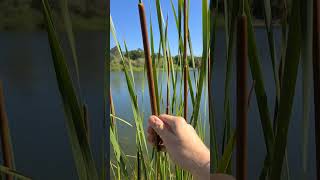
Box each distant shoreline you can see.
[0,2,106,31]
[110,63,199,72]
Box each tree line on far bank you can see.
[110,46,202,68]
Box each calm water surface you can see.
[0,32,105,180]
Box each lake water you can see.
[0,32,106,180]
[0,28,317,180]
[111,27,317,179]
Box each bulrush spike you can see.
[0,82,14,180]
[313,0,320,178]
[183,0,188,121]
[236,15,248,180]
[138,3,161,150]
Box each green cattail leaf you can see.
[0,166,31,180]
[217,131,236,173]
[42,1,98,179]
[300,0,313,178]
[269,0,301,177]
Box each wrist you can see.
[191,148,210,180]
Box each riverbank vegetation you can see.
[0,0,106,31]
[110,46,202,71]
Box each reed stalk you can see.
[0,82,13,180]
[183,0,188,120]
[313,0,320,178]
[209,0,220,173]
[138,2,160,150]
[166,53,170,114]
[236,14,248,180]
[110,90,116,130]
[301,0,313,178]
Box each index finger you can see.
[158,114,186,129]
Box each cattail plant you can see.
[138,1,160,149]
[236,12,248,180]
[164,16,171,115]
[183,0,188,121]
[109,90,116,130]
[313,0,320,178]
[0,82,14,180]
[42,0,100,179]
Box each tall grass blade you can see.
[222,0,238,155]
[104,2,110,178]
[169,0,184,59]
[110,127,129,179]
[149,11,161,115]
[300,0,313,178]
[59,0,81,88]
[209,0,219,173]
[262,0,280,102]
[243,1,276,177]
[109,90,121,179]
[183,0,188,120]
[111,15,149,178]
[217,131,236,173]
[42,1,98,179]
[269,0,301,177]
[186,33,196,106]
[155,0,168,66]
[244,0,274,164]
[0,166,31,180]
[190,0,209,128]
[313,0,320,178]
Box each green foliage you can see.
[0,166,32,180]
[124,49,145,60]
[0,0,105,30]
[269,0,301,177]
[42,0,101,179]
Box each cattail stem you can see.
[313,0,320,178]
[236,15,248,180]
[0,82,14,180]
[138,3,160,149]
[183,0,188,121]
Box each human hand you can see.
[147,114,210,180]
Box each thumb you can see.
[148,115,172,141]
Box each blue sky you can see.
[110,0,203,56]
